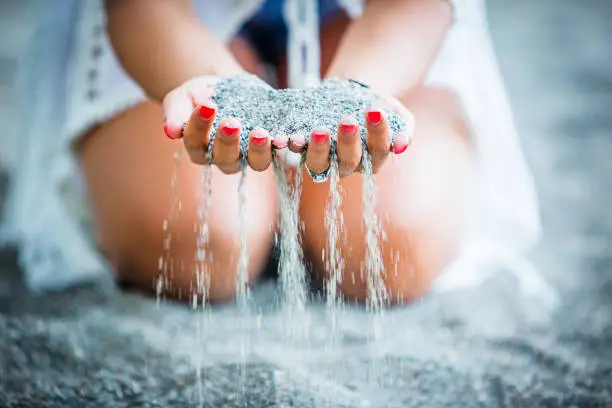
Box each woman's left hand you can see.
[288,92,414,178]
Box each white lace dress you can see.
[0,0,550,301]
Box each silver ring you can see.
[305,163,330,183]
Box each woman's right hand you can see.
[162,76,286,173]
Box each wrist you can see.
[211,56,244,78]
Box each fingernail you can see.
[340,122,357,135]
[392,135,410,154]
[251,128,268,146]
[221,125,240,137]
[163,122,179,139]
[199,105,216,120]
[290,134,306,148]
[367,110,383,126]
[272,135,288,149]
[312,131,329,145]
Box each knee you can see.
[300,86,472,305]
[109,208,274,303]
[198,223,275,303]
[299,190,449,304]
[332,227,458,304]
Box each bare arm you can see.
[326,0,453,96]
[104,0,243,102]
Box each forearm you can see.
[326,0,453,96]
[105,0,242,102]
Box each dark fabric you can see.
[239,0,343,64]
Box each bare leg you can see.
[297,17,474,303]
[300,87,473,302]
[77,39,277,302]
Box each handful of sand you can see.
[209,74,408,154]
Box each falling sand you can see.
[171,73,408,402]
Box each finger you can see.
[365,108,392,173]
[272,134,289,150]
[182,103,217,164]
[212,117,242,174]
[391,131,411,155]
[305,128,331,174]
[288,133,307,154]
[187,80,217,108]
[247,128,272,172]
[336,117,362,177]
[380,94,416,147]
[162,87,193,139]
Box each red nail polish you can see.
[221,125,240,137]
[392,142,409,154]
[312,132,329,144]
[199,105,215,120]
[367,110,382,125]
[163,122,178,139]
[340,123,357,135]
[252,130,268,146]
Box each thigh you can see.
[77,100,278,300]
[300,86,474,301]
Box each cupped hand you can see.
[289,92,415,178]
[162,75,286,174]
[162,76,413,178]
